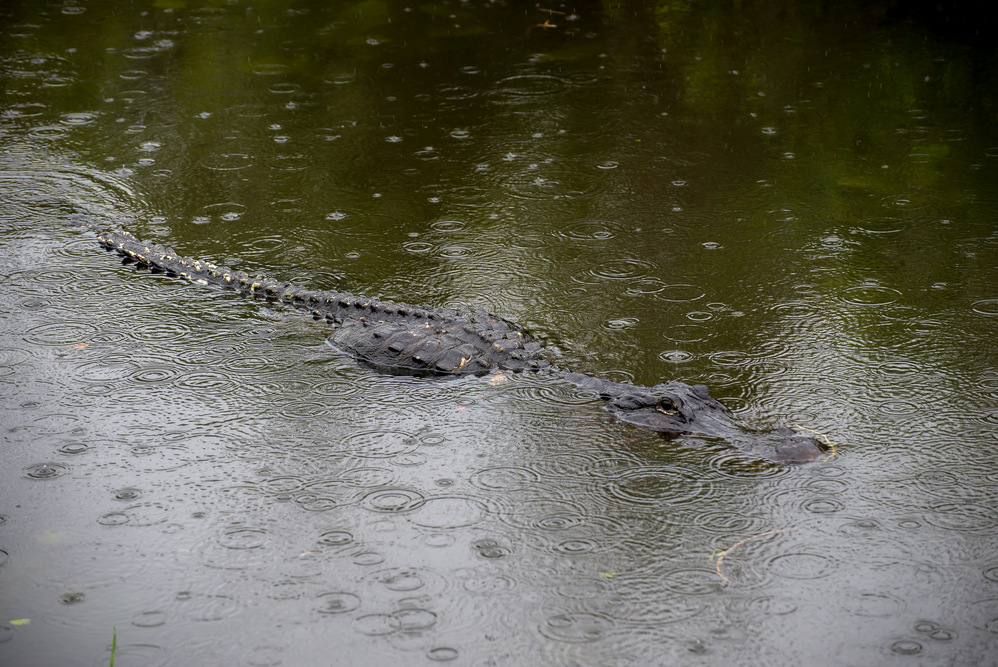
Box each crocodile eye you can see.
[656,399,678,414]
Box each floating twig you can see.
[712,528,786,583]
[526,19,559,35]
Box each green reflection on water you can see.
[2,0,996,384]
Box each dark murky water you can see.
[2,1,997,665]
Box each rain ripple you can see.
[766,551,837,580]
[391,607,439,632]
[971,299,998,316]
[744,595,798,616]
[22,462,69,480]
[316,529,354,550]
[291,485,348,513]
[360,487,425,514]
[175,589,241,622]
[110,502,174,527]
[505,377,601,408]
[460,571,517,595]
[503,162,610,202]
[94,644,167,667]
[74,360,136,386]
[553,218,627,243]
[426,646,459,662]
[531,451,605,479]
[201,153,255,171]
[2,102,48,120]
[538,610,613,644]
[489,74,571,99]
[352,613,400,636]
[692,508,767,536]
[554,577,612,601]
[407,496,490,529]
[923,502,998,536]
[316,591,361,615]
[57,442,90,456]
[603,464,713,508]
[496,497,589,531]
[470,466,540,491]
[191,528,274,570]
[339,430,420,459]
[130,611,167,628]
[23,319,99,347]
[584,258,657,284]
[366,566,448,596]
[337,466,396,488]
[912,469,991,502]
[660,567,725,596]
[606,574,706,626]
[840,282,903,307]
[841,590,907,618]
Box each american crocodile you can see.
[90,227,830,464]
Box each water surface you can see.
[2,1,997,664]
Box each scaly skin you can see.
[91,226,830,464]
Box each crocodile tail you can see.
[91,228,533,339]
[94,227,255,290]
[92,228,382,325]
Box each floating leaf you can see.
[9,618,29,626]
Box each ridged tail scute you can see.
[94,227,368,324]
[96,228,236,288]
[92,229,512,328]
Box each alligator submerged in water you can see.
[90,226,830,465]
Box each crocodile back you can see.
[327,316,550,376]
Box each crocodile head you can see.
[601,380,829,464]
[602,382,711,432]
